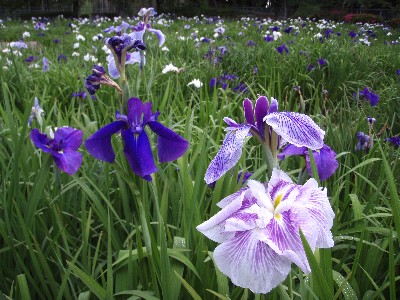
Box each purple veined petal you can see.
[52,150,83,175]
[147,121,189,162]
[53,127,83,151]
[216,188,248,208]
[127,97,144,127]
[147,27,165,46]
[267,168,294,196]
[264,112,325,150]
[196,191,246,243]
[254,96,269,135]
[121,129,157,178]
[30,128,52,153]
[213,230,292,294]
[223,117,241,128]
[268,97,279,114]
[125,51,141,65]
[305,144,338,181]
[278,144,307,160]
[243,98,255,126]
[85,121,126,162]
[204,125,251,184]
[297,178,335,248]
[247,180,274,211]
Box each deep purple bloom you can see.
[317,58,327,66]
[278,144,338,181]
[307,64,315,72]
[276,44,289,54]
[356,132,371,151]
[284,26,293,34]
[270,26,280,31]
[210,77,217,88]
[358,87,380,106]
[197,169,334,293]
[324,29,334,38]
[349,31,358,39]
[84,65,122,96]
[30,127,83,175]
[396,69,400,76]
[385,136,400,147]
[204,96,325,184]
[247,40,256,47]
[34,22,46,30]
[72,91,87,99]
[53,39,59,44]
[25,56,37,63]
[264,35,274,42]
[85,98,189,181]
[233,82,248,94]
[57,54,67,62]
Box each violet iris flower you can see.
[30,127,83,175]
[385,136,400,147]
[197,168,334,294]
[84,65,122,96]
[356,132,371,151]
[103,21,131,35]
[105,34,146,80]
[42,57,49,72]
[204,96,325,184]
[276,44,289,54]
[28,97,45,127]
[358,87,380,106]
[278,144,338,181]
[85,97,189,181]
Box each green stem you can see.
[120,77,131,114]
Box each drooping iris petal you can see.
[121,129,157,179]
[147,121,189,162]
[52,150,83,175]
[204,125,251,184]
[264,112,325,150]
[54,127,83,151]
[30,129,52,153]
[278,144,307,159]
[305,145,338,181]
[213,230,292,294]
[147,27,165,46]
[84,121,126,162]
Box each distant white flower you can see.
[273,31,282,40]
[73,42,79,49]
[83,54,98,62]
[162,63,179,74]
[161,46,169,51]
[22,31,30,38]
[188,79,203,88]
[2,48,10,53]
[72,52,80,57]
[76,34,85,41]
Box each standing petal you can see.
[54,127,83,151]
[204,125,251,184]
[52,150,82,175]
[254,96,269,135]
[85,121,126,162]
[264,112,325,150]
[147,121,189,162]
[121,129,157,179]
[243,98,255,126]
[305,144,338,181]
[30,129,52,153]
[213,230,292,294]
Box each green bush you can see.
[388,17,400,28]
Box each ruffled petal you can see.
[264,112,325,150]
[85,121,126,162]
[204,125,251,184]
[52,150,82,175]
[147,121,189,162]
[30,129,52,153]
[305,144,338,181]
[147,27,165,46]
[213,230,292,294]
[54,127,83,151]
[121,129,157,178]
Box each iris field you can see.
[0,10,400,299]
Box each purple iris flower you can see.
[57,54,67,62]
[349,31,358,39]
[72,90,87,99]
[10,41,28,49]
[25,56,37,63]
[85,97,189,181]
[53,39,59,44]
[42,57,49,72]
[284,26,293,34]
[197,168,334,294]
[307,63,315,72]
[385,136,400,147]
[28,97,45,127]
[356,132,371,151]
[317,58,327,66]
[138,7,157,24]
[264,35,274,42]
[278,144,338,181]
[396,69,400,76]
[30,127,83,175]
[103,21,131,35]
[84,65,122,96]
[247,40,256,47]
[276,44,289,54]
[358,87,380,106]
[34,22,46,30]
[204,96,325,184]
[131,21,165,47]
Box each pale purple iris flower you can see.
[197,168,335,294]
[278,144,338,181]
[131,21,165,47]
[103,21,131,35]
[30,127,83,175]
[356,132,371,151]
[204,96,325,184]
[28,97,45,127]
[42,57,49,72]
[85,97,189,181]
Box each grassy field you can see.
[0,12,399,299]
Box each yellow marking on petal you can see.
[275,213,281,220]
[274,194,283,209]
[58,150,63,154]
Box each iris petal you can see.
[52,150,83,175]
[54,127,83,151]
[204,125,251,184]
[121,130,157,178]
[213,230,292,294]
[85,121,126,162]
[147,27,165,46]
[147,121,189,162]
[30,129,52,153]
[264,112,325,150]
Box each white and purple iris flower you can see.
[30,127,83,175]
[85,97,189,181]
[204,96,325,184]
[197,168,335,294]
[278,144,338,181]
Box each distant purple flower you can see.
[42,57,49,72]
[358,87,380,106]
[349,31,358,39]
[210,77,217,88]
[247,40,256,47]
[264,35,274,42]
[84,65,122,96]
[10,41,28,49]
[276,44,289,54]
[72,91,87,99]
[284,26,293,34]
[324,29,334,38]
[253,65,258,75]
[53,39,59,44]
[204,96,325,184]
[38,33,45,37]
[184,24,191,30]
[197,168,335,293]
[233,82,248,94]
[217,46,228,55]
[356,132,371,151]
[396,69,400,76]
[307,64,315,72]
[28,97,45,127]
[25,56,37,63]
[138,7,157,24]
[57,54,67,62]
[278,144,338,181]
[34,22,46,30]
[317,58,327,66]
[385,136,400,147]
[270,26,280,31]
[30,127,83,175]
[201,37,211,43]
[85,97,189,181]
